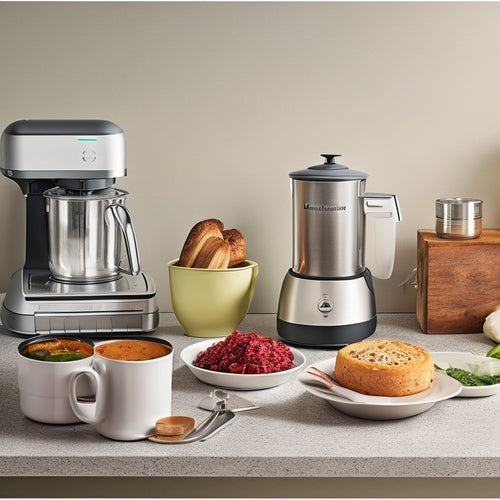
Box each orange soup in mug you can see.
[95,339,171,361]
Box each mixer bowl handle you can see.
[107,204,141,276]
[363,193,401,280]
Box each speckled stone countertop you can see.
[0,313,498,479]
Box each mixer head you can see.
[1,119,126,192]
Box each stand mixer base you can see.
[0,268,159,336]
[277,269,377,347]
[277,316,376,347]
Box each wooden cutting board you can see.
[417,229,500,334]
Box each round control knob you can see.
[82,149,96,162]
[318,297,334,314]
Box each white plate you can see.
[180,338,306,390]
[432,352,500,397]
[299,356,462,420]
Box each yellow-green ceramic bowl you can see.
[168,259,259,337]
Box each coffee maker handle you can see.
[108,204,141,276]
[363,194,401,280]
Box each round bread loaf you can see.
[334,340,434,397]
[223,228,246,267]
[179,219,224,267]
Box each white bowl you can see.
[180,338,306,390]
[432,352,500,397]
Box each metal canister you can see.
[289,155,368,278]
[435,198,482,239]
[44,187,140,283]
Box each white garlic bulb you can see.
[483,308,500,343]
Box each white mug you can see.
[17,335,95,424]
[68,337,173,441]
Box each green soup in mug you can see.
[21,338,94,362]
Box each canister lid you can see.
[289,154,369,181]
[43,187,128,200]
[435,198,482,220]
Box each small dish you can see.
[299,356,462,420]
[180,338,306,390]
[431,352,500,397]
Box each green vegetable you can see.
[434,364,500,386]
[475,374,500,385]
[486,344,500,359]
[25,349,49,361]
[44,353,86,362]
[23,350,86,362]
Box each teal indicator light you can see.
[77,138,97,142]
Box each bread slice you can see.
[192,236,230,269]
[334,340,434,396]
[223,228,246,267]
[179,219,224,267]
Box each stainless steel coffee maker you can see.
[1,120,159,336]
[277,154,401,346]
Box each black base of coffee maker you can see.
[277,315,377,348]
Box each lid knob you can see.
[320,154,342,164]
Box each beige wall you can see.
[1,1,499,314]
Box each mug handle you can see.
[68,368,105,425]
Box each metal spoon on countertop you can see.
[149,400,236,444]
[198,389,260,412]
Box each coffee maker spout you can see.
[363,193,401,280]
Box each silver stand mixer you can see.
[277,154,401,347]
[0,120,159,336]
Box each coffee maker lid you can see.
[289,154,369,181]
[1,119,126,186]
[3,119,123,136]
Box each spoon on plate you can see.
[305,367,430,404]
[306,366,385,403]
